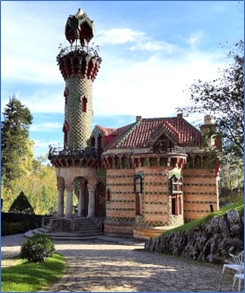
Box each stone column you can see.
[57,181,65,217]
[87,183,95,218]
[65,182,74,218]
[78,180,85,217]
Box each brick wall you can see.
[183,168,219,222]
[106,169,135,221]
[105,166,185,226]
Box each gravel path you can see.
[1,234,236,292]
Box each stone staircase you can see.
[25,217,103,240]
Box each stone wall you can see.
[145,209,244,263]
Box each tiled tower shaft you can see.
[57,9,101,149]
[64,73,93,149]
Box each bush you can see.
[9,191,35,215]
[1,219,41,236]
[1,221,30,236]
[20,234,55,263]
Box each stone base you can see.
[104,222,133,237]
[133,225,180,240]
[104,222,179,240]
[42,217,82,232]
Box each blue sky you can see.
[1,1,244,158]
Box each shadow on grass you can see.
[1,253,65,292]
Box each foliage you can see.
[1,220,40,236]
[2,221,30,236]
[1,159,58,215]
[1,253,65,292]
[1,95,33,188]
[219,156,244,196]
[20,234,55,263]
[178,40,244,160]
[9,191,35,214]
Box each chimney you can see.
[136,116,142,122]
[204,115,214,125]
[177,113,183,119]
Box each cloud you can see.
[1,2,227,122]
[30,123,63,132]
[93,49,226,119]
[95,28,178,53]
[1,2,63,85]
[96,28,145,45]
[185,31,205,50]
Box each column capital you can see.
[57,181,65,191]
[87,183,95,192]
[65,182,74,192]
[77,179,85,191]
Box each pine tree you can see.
[9,191,35,215]
[1,95,33,188]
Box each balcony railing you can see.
[48,145,97,159]
[57,43,100,64]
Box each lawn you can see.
[1,252,65,292]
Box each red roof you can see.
[99,117,201,150]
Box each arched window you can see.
[169,175,182,215]
[63,121,69,146]
[106,188,111,201]
[134,173,143,194]
[64,87,69,105]
[82,96,87,112]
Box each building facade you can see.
[48,9,220,239]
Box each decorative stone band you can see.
[58,50,101,81]
[49,156,98,168]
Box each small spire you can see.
[75,8,84,17]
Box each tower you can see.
[48,9,101,222]
[58,8,101,149]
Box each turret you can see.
[57,9,102,149]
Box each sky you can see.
[1,1,244,158]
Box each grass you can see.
[1,252,65,292]
[164,197,244,235]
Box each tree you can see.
[178,40,244,160]
[9,191,35,215]
[1,95,33,187]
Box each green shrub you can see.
[1,220,40,236]
[1,221,30,236]
[20,234,55,263]
[9,191,35,215]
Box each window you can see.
[106,188,111,201]
[134,173,143,194]
[63,121,69,146]
[169,175,182,215]
[170,175,183,194]
[82,97,88,112]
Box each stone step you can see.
[25,228,103,241]
[35,228,102,236]
[24,229,101,241]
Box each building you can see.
[48,9,220,239]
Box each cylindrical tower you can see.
[57,8,101,149]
